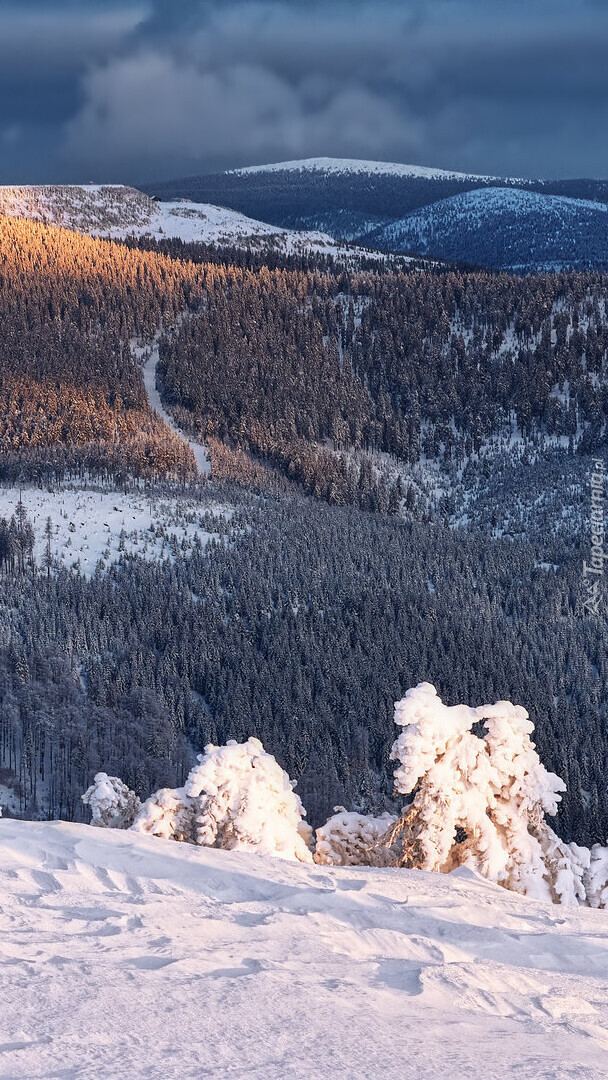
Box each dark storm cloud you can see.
[0,5,145,144]
[1,0,608,183]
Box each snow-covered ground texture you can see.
[233,156,503,181]
[367,186,608,270]
[0,819,607,1080]
[0,183,384,261]
[0,484,230,577]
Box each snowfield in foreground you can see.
[0,821,607,1080]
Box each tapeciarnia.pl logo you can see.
[582,457,606,616]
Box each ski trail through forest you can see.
[141,342,211,476]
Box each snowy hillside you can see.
[0,819,607,1080]
[0,183,382,260]
[147,162,608,260]
[367,186,608,270]
[0,486,230,577]
[232,156,501,181]
[0,184,151,235]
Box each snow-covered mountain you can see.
[1,818,607,1080]
[366,186,608,270]
[0,184,381,260]
[145,159,608,264]
[231,156,503,181]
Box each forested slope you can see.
[3,216,607,499]
[366,188,608,271]
[0,217,606,850]
[0,217,202,481]
[158,260,608,504]
[1,489,606,841]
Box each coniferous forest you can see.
[7,1,608,1071]
[0,214,606,846]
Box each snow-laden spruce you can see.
[185,738,313,862]
[388,682,590,904]
[131,787,196,842]
[586,846,608,908]
[82,773,141,829]
[94,738,314,862]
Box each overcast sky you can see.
[1,0,608,184]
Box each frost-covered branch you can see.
[314,808,398,866]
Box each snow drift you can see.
[0,818,607,1080]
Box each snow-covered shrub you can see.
[538,836,589,907]
[77,695,606,908]
[82,772,141,829]
[480,700,588,904]
[585,845,608,908]
[314,808,398,866]
[389,683,588,904]
[185,737,313,862]
[131,787,195,842]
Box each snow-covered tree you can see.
[585,845,608,908]
[185,737,313,862]
[82,772,141,829]
[131,787,195,842]
[388,683,588,904]
[314,808,398,866]
[76,699,608,908]
[480,700,588,904]
[389,682,495,874]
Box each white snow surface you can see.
[233,156,503,181]
[0,183,381,259]
[1,818,608,1079]
[140,343,211,475]
[0,485,229,577]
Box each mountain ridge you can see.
[143,157,608,266]
[366,185,608,270]
[230,155,507,181]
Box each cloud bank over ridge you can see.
[2,1,608,183]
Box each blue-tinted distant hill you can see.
[143,158,608,261]
[364,187,608,271]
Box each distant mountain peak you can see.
[231,156,501,182]
[142,163,608,266]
